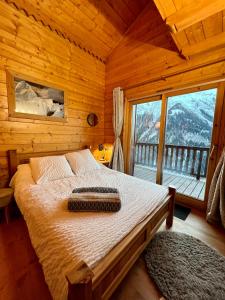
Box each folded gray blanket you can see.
[68,187,121,212]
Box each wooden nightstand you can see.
[0,188,14,223]
[98,160,110,168]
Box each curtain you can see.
[110,87,124,172]
[206,150,225,228]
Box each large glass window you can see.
[162,89,217,200]
[133,100,162,183]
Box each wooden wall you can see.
[0,2,105,187]
[105,1,225,143]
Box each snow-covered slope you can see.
[15,80,64,118]
[136,89,217,147]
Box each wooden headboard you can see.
[7,148,86,178]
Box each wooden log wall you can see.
[0,1,105,187]
[105,1,225,143]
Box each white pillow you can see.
[66,149,100,175]
[30,155,74,184]
[10,164,35,188]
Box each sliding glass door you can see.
[128,82,225,207]
[162,88,217,202]
[130,97,162,183]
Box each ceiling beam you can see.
[152,1,185,59]
[170,32,188,60]
[181,31,225,57]
[153,0,176,20]
[166,0,225,33]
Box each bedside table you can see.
[0,188,14,223]
[97,160,110,168]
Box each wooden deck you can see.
[134,164,206,201]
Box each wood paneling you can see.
[154,0,225,33]
[153,1,225,59]
[0,1,105,187]
[5,0,149,61]
[105,2,225,143]
[182,31,225,57]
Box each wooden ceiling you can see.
[4,0,225,62]
[153,0,225,59]
[6,0,149,61]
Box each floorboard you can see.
[183,179,199,195]
[191,180,205,198]
[177,178,193,194]
[0,218,51,300]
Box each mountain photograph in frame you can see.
[7,71,67,122]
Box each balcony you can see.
[133,143,210,200]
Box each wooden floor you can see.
[134,164,206,201]
[0,211,225,300]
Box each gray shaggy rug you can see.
[144,231,225,300]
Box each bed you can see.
[8,149,176,300]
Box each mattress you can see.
[13,164,168,300]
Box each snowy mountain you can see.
[136,89,217,147]
[15,80,64,118]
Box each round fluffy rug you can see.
[144,231,225,300]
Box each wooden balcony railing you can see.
[135,142,210,180]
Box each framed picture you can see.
[7,71,67,122]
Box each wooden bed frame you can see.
[8,149,176,300]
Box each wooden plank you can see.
[135,164,201,198]
[162,173,177,186]
[223,10,225,31]
[174,30,189,48]
[133,164,207,201]
[203,12,223,38]
[177,178,194,194]
[198,183,206,200]
[153,0,176,20]
[165,0,225,33]
[164,174,187,191]
[182,179,199,195]
[182,31,225,57]
[191,180,206,199]
[123,0,148,16]
[156,94,166,184]
[188,22,205,44]
[133,165,157,182]
[173,176,190,190]
[105,0,135,26]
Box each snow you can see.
[136,88,217,147]
[15,80,64,118]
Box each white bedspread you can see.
[13,165,168,300]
